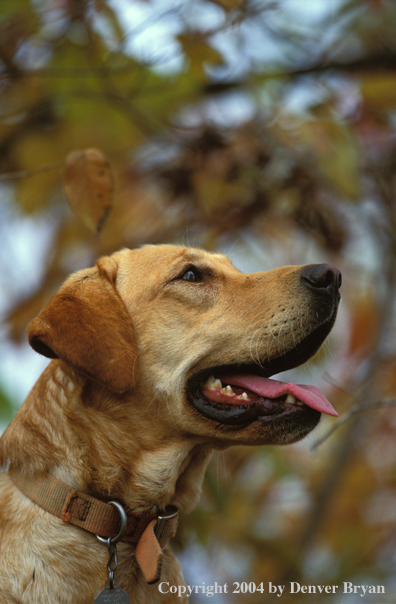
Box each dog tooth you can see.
[285,394,296,405]
[221,385,234,396]
[204,375,222,390]
[204,375,215,388]
[238,392,250,401]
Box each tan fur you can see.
[0,245,339,603]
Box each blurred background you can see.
[1,0,396,602]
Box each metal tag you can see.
[94,586,130,603]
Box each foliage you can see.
[1,0,396,601]
[0,385,15,423]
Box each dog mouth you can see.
[190,373,337,426]
[187,317,338,427]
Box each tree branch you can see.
[311,398,396,450]
[0,161,63,181]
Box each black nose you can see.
[301,264,342,293]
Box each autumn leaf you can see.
[63,148,114,233]
[208,0,246,10]
[298,119,360,200]
[360,74,396,111]
[177,34,223,79]
[348,295,379,358]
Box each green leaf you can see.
[0,384,15,422]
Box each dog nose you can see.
[301,264,342,293]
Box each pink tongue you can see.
[219,374,338,417]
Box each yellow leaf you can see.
[299,119,360,199]
[12,132,62,212]
[63,148,114,233]
[208,0,246,9]
[178,35,223,79]
[360,74,396,111]
[192,171,253,215]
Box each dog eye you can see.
[182,269,200,282]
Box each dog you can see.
[0,244,341,603]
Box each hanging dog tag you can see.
[94,586,130,603]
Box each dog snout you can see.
[301,263,342,296]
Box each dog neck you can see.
[0,360,213,516]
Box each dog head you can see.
[27,245,341,448]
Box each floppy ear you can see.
[27,257,139,393]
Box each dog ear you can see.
[27,257,139,393]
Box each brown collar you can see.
[9,470,178,585]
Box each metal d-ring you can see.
[96,501,128,545]
[154,504,178,547]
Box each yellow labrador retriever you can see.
[0,245,341,603]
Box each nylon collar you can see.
[9,470,178,584]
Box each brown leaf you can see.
[63,149,114,233]
[348,296,379,358]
